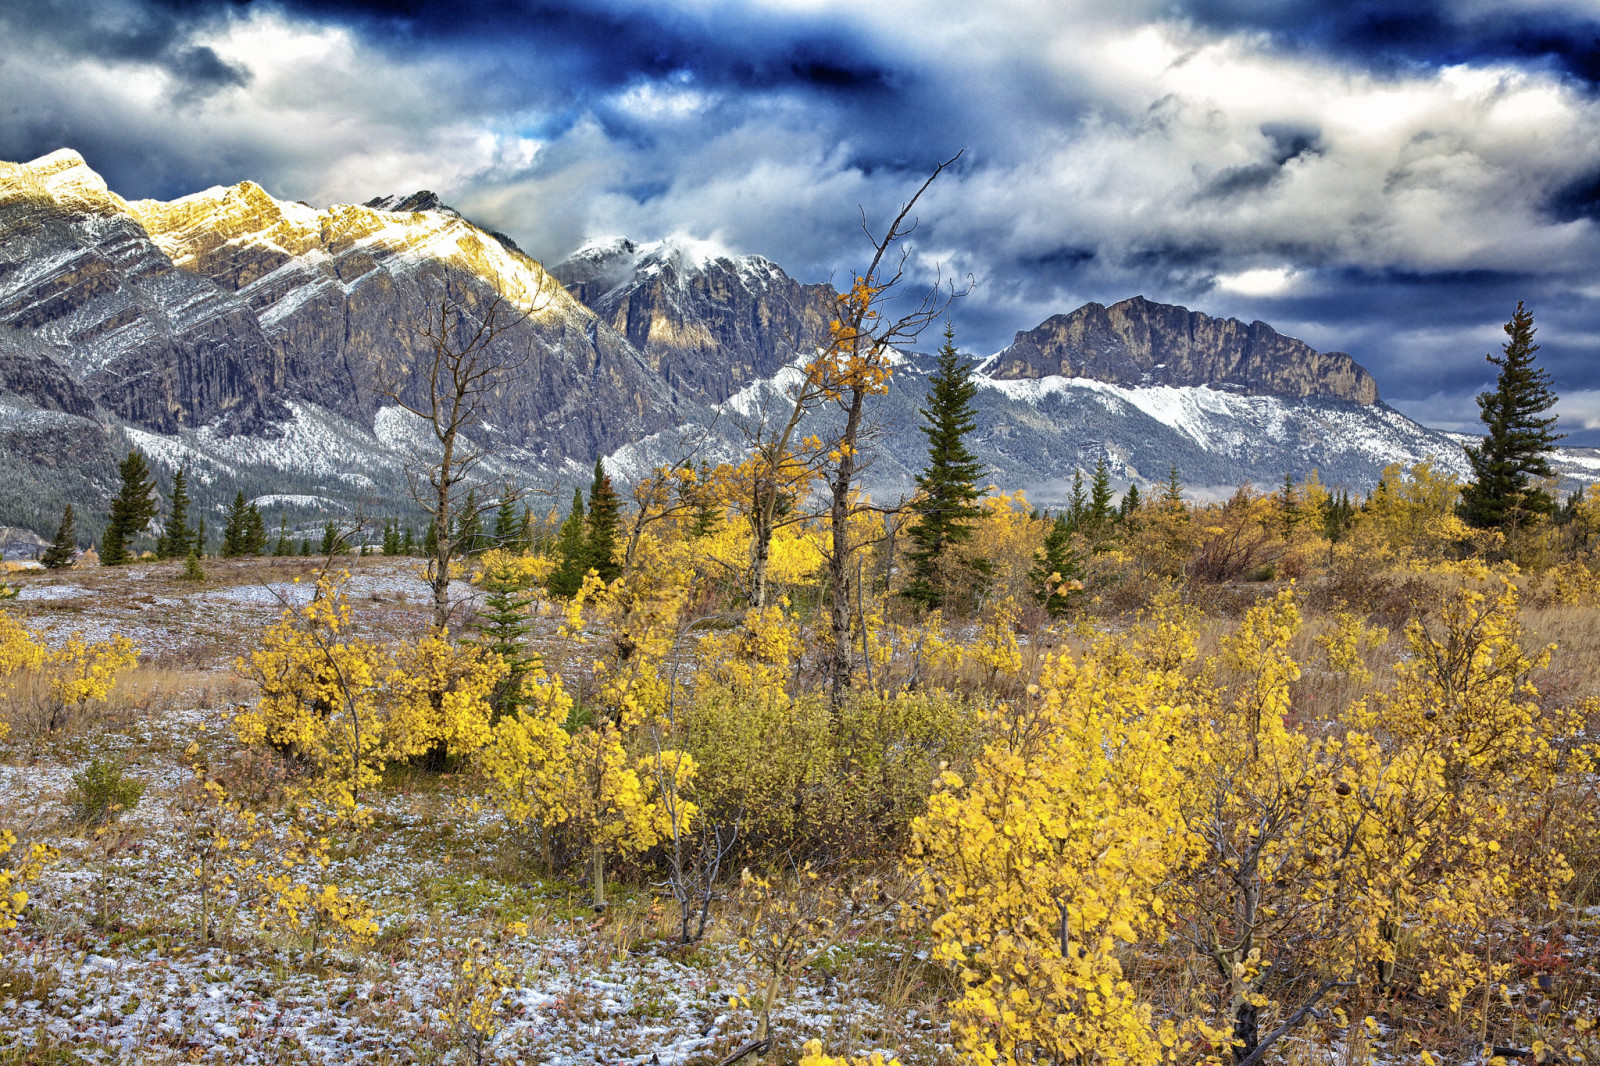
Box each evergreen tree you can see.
[1067,469,1088,529]
[1459,301,1563,528]
[1087,456,1115,528]
[101,450,158,566]
[221,492,251,557]
[179,551,206,583]
[1030,514,1081,617]
[244,504,267,555]
[422,520,438,559]
[195,517,207,557]
[320,521,340,555]
[473,558,540,719]
[903,324,988,609]
[456,490,484,555]
[548,489,588,597]
[402,525,416,555]
[382,519,401,557]
[156,466,193,559]
[299,538,312,557]
[273,516,292,557]
[1119,482,1141,523]
[687,460,720,539]
[1162,465,1184,508]
[584,459,622,582]
[41,505,77,569]
[1277,473,1301,538]
[493,489,522,549]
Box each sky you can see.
[3,0,1600,442]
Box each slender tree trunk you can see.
[431,429,457,630]
[592,840,606,911]
[828,388,867,713]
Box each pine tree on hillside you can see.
[101,450,158,566]
[1459,301,1563,529]
[244,504,267,555]
[473,558,540,719]
[1066,469,1088,529]
[422,520,438,559]
[1162,465,1184,509]
[221,492,250,557]
[1087,456,1115,529]
[320,521,341,555]
[456,490,484,556]
[273,516,293,557]
[1277,472,1301,538]
[584,459,622,582]
[1119,482,1142,523]
[402,525,416,555]
[299,538,312,556]
[195,517,207,557]
[1030,514,1081,617]
[548,489,588,597]
[904,324,988,609]
[41,505,77,569]
[156,466,193,560]
[382,519,401,557]
[493,489,522,550]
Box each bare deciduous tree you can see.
[368,283,546,629]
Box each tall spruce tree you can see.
[456,490,484,555]
[1066,469,1088,528]
[584,459,622,582]
[1087,456,1115,528]
[101,450,158,566]
[493,489,521,550]
[1162,465,1184,509]
[156,466,193,559]
[273,516,293,557]
[1030,514,1081,617]
[904,324,988,609]
[244,504,267,555]
[1119,482,1142,522]
[1460,302,1563,528]
[548,489,588,597]
[41,505,77,569]
[473,559,540,719]
[221,492,251,557]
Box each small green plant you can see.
[179,551,206,582]
[66,758,145,826]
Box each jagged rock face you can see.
[0,150,280,433]
[991,295,1380,405]
[126,181,676,463]
[554,237,837,404]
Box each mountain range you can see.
[1,148,1593,542]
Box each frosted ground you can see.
[0,558,944,1065]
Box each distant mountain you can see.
[989,295,1380,405]
[552,236,836,404]
[0,147,1592,539]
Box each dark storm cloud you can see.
[2,0,250,95]
[1180,0,1600,85]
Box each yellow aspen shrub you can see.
[1166,589,1371,1059]
[234,571,397,810]
[479,669,576,833]
[0,828,55,944]
[388,633,506,763]
[798,1041,891,1066]
[1316,611,1389,685]
[912,638,1203,1065]
[565,723,696,857]
[1334,576,1588,1009]
[438,933,520,1064]
[0,609,138,734]
[964,595,1023,688]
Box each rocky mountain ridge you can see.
[988,295,1380,405]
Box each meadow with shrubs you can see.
[0,304,1597,1066]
